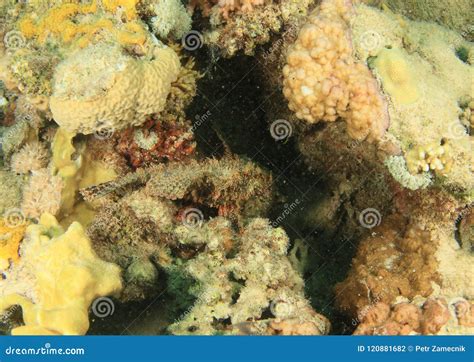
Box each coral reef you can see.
[351,4,473,194]
[84,156,273,301]
[194,0,313,57]
[0,213,122,335]
[0,0,471,339]
[169,218,330,335]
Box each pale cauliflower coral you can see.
[282,0,389,142]
[50,43,181,134]
[10,141,49,174]
[21,169,64,219]
[149,0,192,39]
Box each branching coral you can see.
[0,213,122,335]
[282,0,389,142]
[169,218,330,335]
[10,141,49,174]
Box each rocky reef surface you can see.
[0,0,471,336]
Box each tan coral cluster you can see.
[406,141,453,175]
[282,0,389,142]
[354,297,474,335]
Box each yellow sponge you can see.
[373,48,421,105]
[0,214,122,335]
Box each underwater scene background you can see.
[0,0,472,336]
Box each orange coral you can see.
[335,215,441,317]
[354,298,463,335]
[0,218,28,270]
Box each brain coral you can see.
[49,43,181,134]
[282,0,389,142]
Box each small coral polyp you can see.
[406,141,453,175]
[282,0,389,142]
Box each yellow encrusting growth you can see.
[0,214,122,335]
[18,0,148,48]
[103,0,140,20]
[0,219,28,270]
[373,48,420,105]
